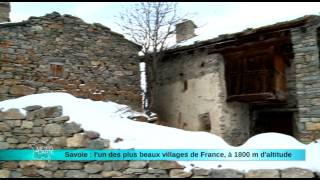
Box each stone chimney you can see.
[0,2,10,23]
[175,19,197,43]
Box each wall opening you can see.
[49,63,64,78]
[198,112,211,131]
[251,111,293,136]
[183,80,188,92]
[316,26,320,68]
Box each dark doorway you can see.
[251,111,293,136]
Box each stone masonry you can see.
[0,105,319,178]
[147,15,320,145]
[147,51,250,145]
[290,17,320,143]
[0,12,142,110]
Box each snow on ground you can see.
[0,92,319,172]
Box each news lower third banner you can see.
[0,149,305,161]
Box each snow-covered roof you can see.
[168,15,320,53]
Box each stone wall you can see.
[146,50,250,146]
[0,12,142,110]
[0,105,319,178]
[290,17,320,143]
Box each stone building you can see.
[0,5,142,110]
[146,16,320,145]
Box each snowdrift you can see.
[0,92,319,172]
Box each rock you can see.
[63,122,83,136]
[87,139,105,149]
[3,120,15,128]
[88,174,103,178]
[192,168,211,176]
[129,161,148,169]
[44,124,64,136]
[19,161,46,168]
[0,170,10,178]
[210,169,243,178]
[32,127,43,134]
[53,170,65,178]
[2,109,25,120]
[16,136,28,143]
[27,106,62,120]
[21,167,38,177]
[45,161,59,171]
[0,135,5,141]
[191,175,208,178]
[169,169,192,178]
[10,171,22,178]
[139,174,157,178]
[23,105,42,111]
[0,122,11,132]
[85,131,100,139]
[245,169,279,178]
[101,171,123,178]
[65,170,88,178]
[0,142,9,149]
[6,138,18,144]
[0,85,9,94]
[66,134,88,148]
[21,121,34,129]
[17,144,29,148]
[1,162,18,169]
[134,115,149,122]
[112,161,129,171]
[147,169,167,174]
[116,175,138,178]
[34,119,47,126]
[10,85,36,95]
[149,161,184,170]
[84,163,103,173]
[50,137,67,147]
[37,169,52,178]
[281,168,315,178]
[27,137,40,144]
[123,168,147,175]
[14,120,22,127]
[103,162,113,171]
[60,162,83,170]
[47,116,70,123]
[305,122,320,131]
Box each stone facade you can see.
[147,51,249,145]
[290,17,320,143]
[0,12,142,110]
[147,15,320,145]
[0,105,319,178]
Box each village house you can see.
[0,3,142,110]
[146,15,320,145]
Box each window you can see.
[49,63,64,78]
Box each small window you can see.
[49,63,64,77]
[183,80,188,92]
[198,112,211,131]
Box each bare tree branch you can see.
[116,2,188,111]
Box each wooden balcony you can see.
[224,46,288,105]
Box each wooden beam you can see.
[208,36,291,54]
